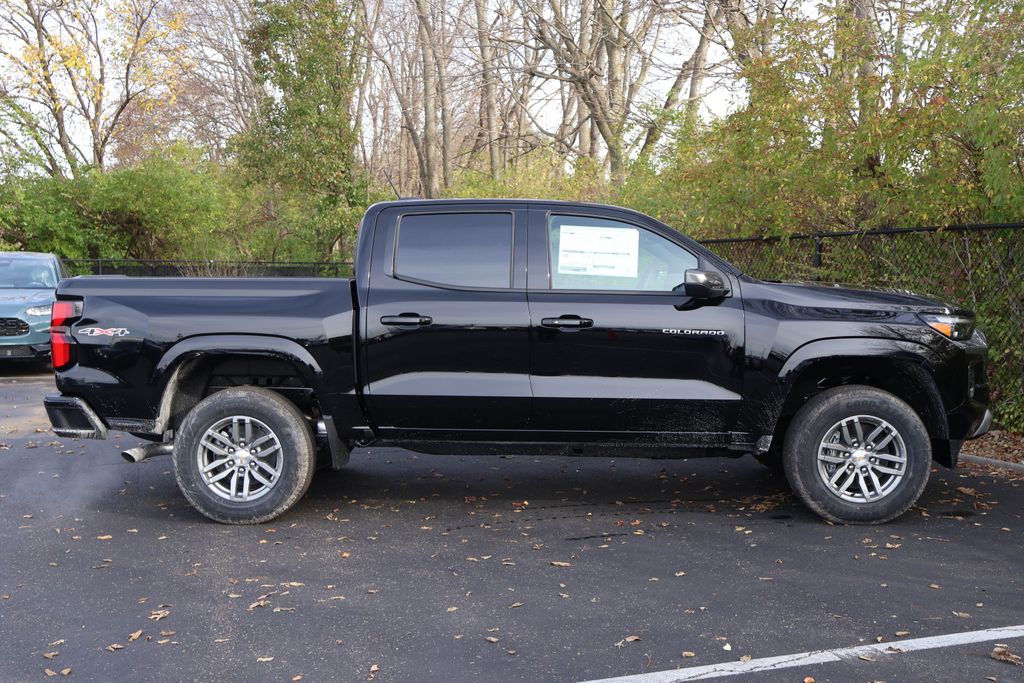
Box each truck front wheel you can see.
[173,386,316,524]
[783,385,931,524]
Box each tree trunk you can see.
[474,0,500,180]
[414,0,441,197]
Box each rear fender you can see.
[152,335,325,435]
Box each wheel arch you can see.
[771,338,952,466]
[152,335,326,436]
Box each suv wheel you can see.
[173,386,316,524]
[783,385,931,524]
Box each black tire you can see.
[783,385,931,524]
[173,386,316,524]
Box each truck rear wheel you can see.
[173,386,316,524]
[783,385,931,524]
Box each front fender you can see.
[741,336,948,447]
[778,337,938,383]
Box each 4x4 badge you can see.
[78,327,130,337]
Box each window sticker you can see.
[557,225,639,278]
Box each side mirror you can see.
[680,269,730,300]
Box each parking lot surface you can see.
[1,367,1022,682]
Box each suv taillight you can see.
[50,300,82,370]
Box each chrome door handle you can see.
[380,314,433,326]
[540,316,593,329]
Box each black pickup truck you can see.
[44,199,991,525]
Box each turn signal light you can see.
[918,313,974,341]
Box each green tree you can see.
[237,0,367,260]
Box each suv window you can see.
[547,215,698,291]
[395,212,513,289]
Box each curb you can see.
[960,453,1024,474]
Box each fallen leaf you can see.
[292,676,303,682]
[44,669,57,677]
[486,637,500,643]
[682,651,696,658]
[105,644,124,652]
[550,561,572,567]
[447,606,458,612]
[858,654,875,662]
[952,611,971,618]
[929,583,941,590]
[42,652,59,660]
[60,669,71,676]
[723,643,732,651]
[740,655,751,662]
[148,609,170,621]
[895,631,910,637]
[128,629,143,642]
[991,644,1022,666]
[803,678,815,683]
[96,535,112,541]
[509,602,523,609]
[369,664,380,673]
[256,656,274,663]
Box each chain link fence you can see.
[64,224,1022,430]
[64,259,353,278]
[704,224,1024,430]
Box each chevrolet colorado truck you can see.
[44,200,991,525]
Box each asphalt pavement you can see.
[1,366,1022,683]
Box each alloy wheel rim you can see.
[816,414,907,504]
[196,415,283,502]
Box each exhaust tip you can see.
[121,443,173,463]
[121,447,146,463]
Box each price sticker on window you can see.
[557,225,639,278]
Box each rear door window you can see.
[395,212,513,289]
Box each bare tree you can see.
[0,0,186,176]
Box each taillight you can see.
[50,300,82,371]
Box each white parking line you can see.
[581,624,1024,683]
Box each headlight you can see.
[919,313,974,340]
[25,304,53,317]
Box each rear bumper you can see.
[44,395,108,439]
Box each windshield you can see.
[0,258,59,289]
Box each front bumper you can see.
[0,341,50,359]
[44,395,108,439]
[971,409,993,439]
[0,320,50,359]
